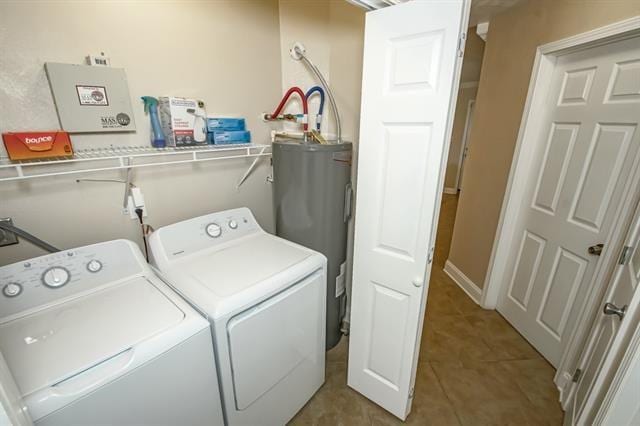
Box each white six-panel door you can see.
[568,200,640,425]
[498,36,640,367]
[347,0,468,419]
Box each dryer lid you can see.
[173,234,314,313]
[0,277,184,396]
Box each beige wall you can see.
[460,27,486,84]
[327,0,366,144]
[448,0,640,287]
[278,0,365,142]
[0,0,365,266]
[444,29,484,191]
[444,87,477,191]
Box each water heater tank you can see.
[272,140,352,350]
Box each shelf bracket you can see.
[122,157,133,213]
[236,146,267,189]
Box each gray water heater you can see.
[272,140,352,350]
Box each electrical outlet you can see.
[0,218,19,247]
[127,188,147,220]
[127,197,148,220]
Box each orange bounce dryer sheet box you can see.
[2,131,74,161]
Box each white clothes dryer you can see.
[149,207,327,425]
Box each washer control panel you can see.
[153,207,261,261]
[0,240,145,320]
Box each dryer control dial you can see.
[87,259,103,273]
[228,220,238,230]
[206,223,222,238]
[42,267,70,288]
[3,283,22,298]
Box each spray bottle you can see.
[141,96,166,148]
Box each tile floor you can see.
[290,194,564,425]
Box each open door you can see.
[347,0,469,420]
[565,200,640,425]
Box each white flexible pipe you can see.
[291,43,343,143]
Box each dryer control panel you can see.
[0,240,145,320]
[150,207,261,262]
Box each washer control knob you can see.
[87,260,103,273]
[206,223,222,238]
[3,283,22,298]
[42,267,70,288]
[228,220,238,230]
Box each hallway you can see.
[290,194,564,425]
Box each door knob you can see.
[588,244,604,256]
[412,278,423,287]
[603,302,627,320]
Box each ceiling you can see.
[346,0,525,27]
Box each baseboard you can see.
[556,372,573,409]
[443,260,482,304]
[443,187,458,195]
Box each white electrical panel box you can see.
[45,62,136,133]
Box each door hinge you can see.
[618,245,634,265]
[427,247,434,264]
[409,387,415,398]
[457,33,466,57]
[572,368,582,383]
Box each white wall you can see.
[0,1,283,265]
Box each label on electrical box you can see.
[76,85,109,106]
[100,113,131,129]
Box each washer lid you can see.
[0,277,184,397]
[172,234,314,314]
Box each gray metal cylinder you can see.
[272,140,352,350]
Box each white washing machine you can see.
[0,239,224,426]
[148,207,327,426]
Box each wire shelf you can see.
[0,143,272,183]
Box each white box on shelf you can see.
[158,97,207,147]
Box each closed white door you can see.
[498,36,640,367]
[567,201,640,425]
[348,0,468,420]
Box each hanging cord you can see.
[0,221,60,253]
[134,208,153,262]
[305,86,325,131]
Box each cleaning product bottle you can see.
[141,96,166,148]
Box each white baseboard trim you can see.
[443,187,458,195]
[443,260,482,304]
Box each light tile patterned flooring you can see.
[290,194,564,425]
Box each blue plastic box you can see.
[209,130,251,144]
[207,118,245,132]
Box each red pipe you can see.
[270,86,309,131]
